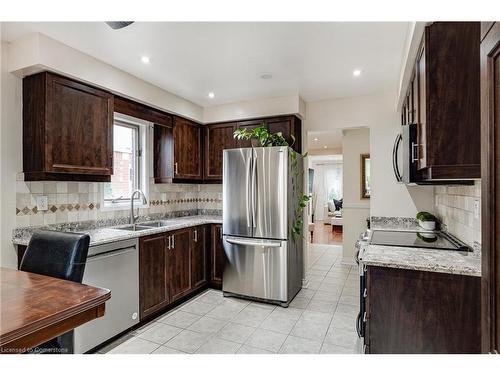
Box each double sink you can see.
[115,220,173,232]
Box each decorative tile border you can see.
[370,216,420,230]
[16,197,222,216]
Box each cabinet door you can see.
[168,228,192,302]
[46,74,113,176]
[139,234,169,320]
[173,116,202,180]
[412,71,419,124]
[154,123,174,183]
[266,116,299,150]
[416,41,427,170]
[210,224,225,288]
[204,123,237,180]
[191,226,207,289]
[480,21,500,354]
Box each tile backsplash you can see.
[434,181,481,247]
[15,175,222,228]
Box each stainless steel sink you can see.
[115,225,152,232]
[140,220,172,228]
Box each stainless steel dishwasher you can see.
[74,238,139,353]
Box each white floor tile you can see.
[180,301,217,315]
[259,314,297,334]
[237,345,274,354]
[324,327,360,348]
[289,297,310,309]
[195,337,241,354]
[279,335,322,354]
[137,323,183,344]
[164,330,211,353]
[108,337,160,354]
[290,318,330,341]
[207,300,247,320]
[187,316,228,334]
[320,342,359,354]
[245,328,287,353]
[158,310,202,328]
[231,305,273,327]
[217,322,256,343]
[152,346,186,354]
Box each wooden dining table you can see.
[0,267,110,354]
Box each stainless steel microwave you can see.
[392,123,419,184]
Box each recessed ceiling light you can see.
[208,92,215,99]
[323,146,327,149]
[141,56,150,64]
[260,73,273,80]
[313,138,319,141]
[353,69,362,77]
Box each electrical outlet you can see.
[36,195,48,211]
[473,199,480,219]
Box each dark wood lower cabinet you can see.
[139,234,170,320]
[139,224,222,320]
[168,228,192,302]
[365,266,481,354]
[210,224,225,289]
[191,226,207,289]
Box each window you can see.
[103,114,149,208]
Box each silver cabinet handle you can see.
[174,162,178,175]
[363,288,367,298]
[172,234,175,249]
[411,142,419,163]
[167,235,171,250]
[194,229,198,242]
[363,312,367,322]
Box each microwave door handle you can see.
[392,133,403,182]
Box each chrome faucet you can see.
[130,189,148,225]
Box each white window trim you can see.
[101,113,151,211]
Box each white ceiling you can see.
[308,129,344,151]
[1,22,410,107]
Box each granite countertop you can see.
[12,215,222,247]
[359,217,482,277]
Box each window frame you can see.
[101,113,150,211]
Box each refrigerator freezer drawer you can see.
[222,236,288,302]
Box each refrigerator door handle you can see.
[225,236,282,248]
[245,156,252,228]
[251,150,257,228]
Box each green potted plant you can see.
[416,211,437,231]
[233,125,310,237]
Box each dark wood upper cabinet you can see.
[234,115,302,152]
[191,225,208,289]
[154,123,174,183]
[168,228,193,302]
[402,22,480,180]
[204,123,237,181]
[23,72,113,182]
[203,114,302,183]
[366,266,480,354]
[139,234,169,320]
[480,22,500,354]
[173,116,202,181]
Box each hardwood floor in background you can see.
[311,221,342,245]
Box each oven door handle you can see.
[356,312,362,338]
[392,133,403,183]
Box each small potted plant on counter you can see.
[416,211,437,231]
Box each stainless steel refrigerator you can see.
[222,146,303,307]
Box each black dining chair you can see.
[19,230,90,354]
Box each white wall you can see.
[305,92,434,219]
[342,128,370,263]
[6,33,204,122]
[203,95,305,123]
[1,41,23,268]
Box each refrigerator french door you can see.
[222,146,303,306]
